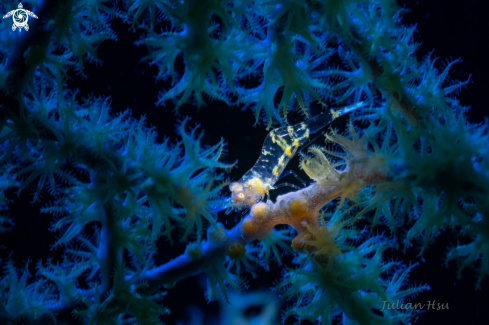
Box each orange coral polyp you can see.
[251,202,268,219]
[241,219,257,239]
[227,243,246,260]
[287,198,308,221]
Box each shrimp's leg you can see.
[273,182,302,191]
[278,170,308,187]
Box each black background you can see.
[1,0,489,324]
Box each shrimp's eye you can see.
[233,191,246,202]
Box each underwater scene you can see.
[1,0,488,324]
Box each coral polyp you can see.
[0,0,487,324]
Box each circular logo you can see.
[13,10,28,27]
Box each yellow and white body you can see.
[229,102,366,211]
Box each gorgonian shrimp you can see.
[228,102,366,211]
